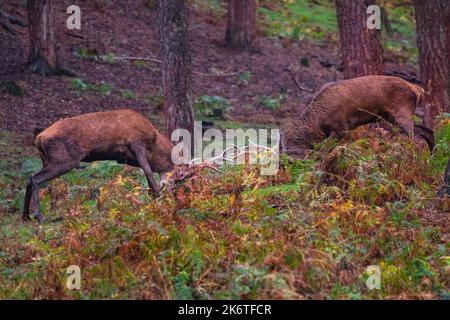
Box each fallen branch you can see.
[57,66,83,78]
[194,68,245,78]
[0,9,15,34]
[66,32,85,39]
[0,9,25,34]
[384,70,421,84]
[117,56,244,77]
[288,68,314,94]
[114,55,162,64]
[7,13,26,27]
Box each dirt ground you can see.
[0,0,419,141]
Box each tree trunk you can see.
[335,0,384,79]
[446,6,450,67]
[158,0,195,140]
[225,0,260,52]
[415,0,450,128]
[27,0,58,76]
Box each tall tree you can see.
[225,0,260,52]
[158,0,195,141]
[335,0,384,79]
[415,0,450,127]
[446,6,450,65]
[27,0,58,76]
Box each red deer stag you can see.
[23,109,193,223]
[281,76,435,158]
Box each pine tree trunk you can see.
[225,0,260,52]
[446,6,450,67]
[158,0,195,140]
[415,0,450,128]
[335,0,384,79]
[27,0,58,76]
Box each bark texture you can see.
[415,0,450,127]
[27,0,58,76]
[335,0,384,79]
[158,0,195,140]
[225,0,260,52]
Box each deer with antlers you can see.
[23,109,222,223]
[282,75,435,158]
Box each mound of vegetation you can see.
[0,115,448,299]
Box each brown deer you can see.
[281,75,435,158]
[23,109,195,223]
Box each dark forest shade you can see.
[157,0,195,140]
[225,0,260,52]
[415,0,450,127]
[27,0,58,76]
[335,0,384,79]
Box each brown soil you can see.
[0,0,419,142]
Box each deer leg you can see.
[414,124,435,152]
[392,111,435,151]
[23,163,77,223]
[330,131,348,141]
[392,113,415,139]
[130,144,162,196]
[22,181,33,221]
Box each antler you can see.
[188,141,279,175]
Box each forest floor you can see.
[0,0,420,136]
[0,0,449,299]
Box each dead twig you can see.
[356,108,397,131]
[288,67,314,94]
[7,13,26,27]
[0,9,25,34]
[114,55,162,64]
[66,32,85,39]
[117,56,244,77]
[0,9,15,34]
[194,68,245,78]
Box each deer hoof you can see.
[34,213,45,224]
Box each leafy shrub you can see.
[74,48,116,64]
[69,78,90,91]
[431,113,450,174]
[194,95,231,120]
[238,71,253,86]
[0,122,448,299]
[120,89,137,100]
[259,93,287,110]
